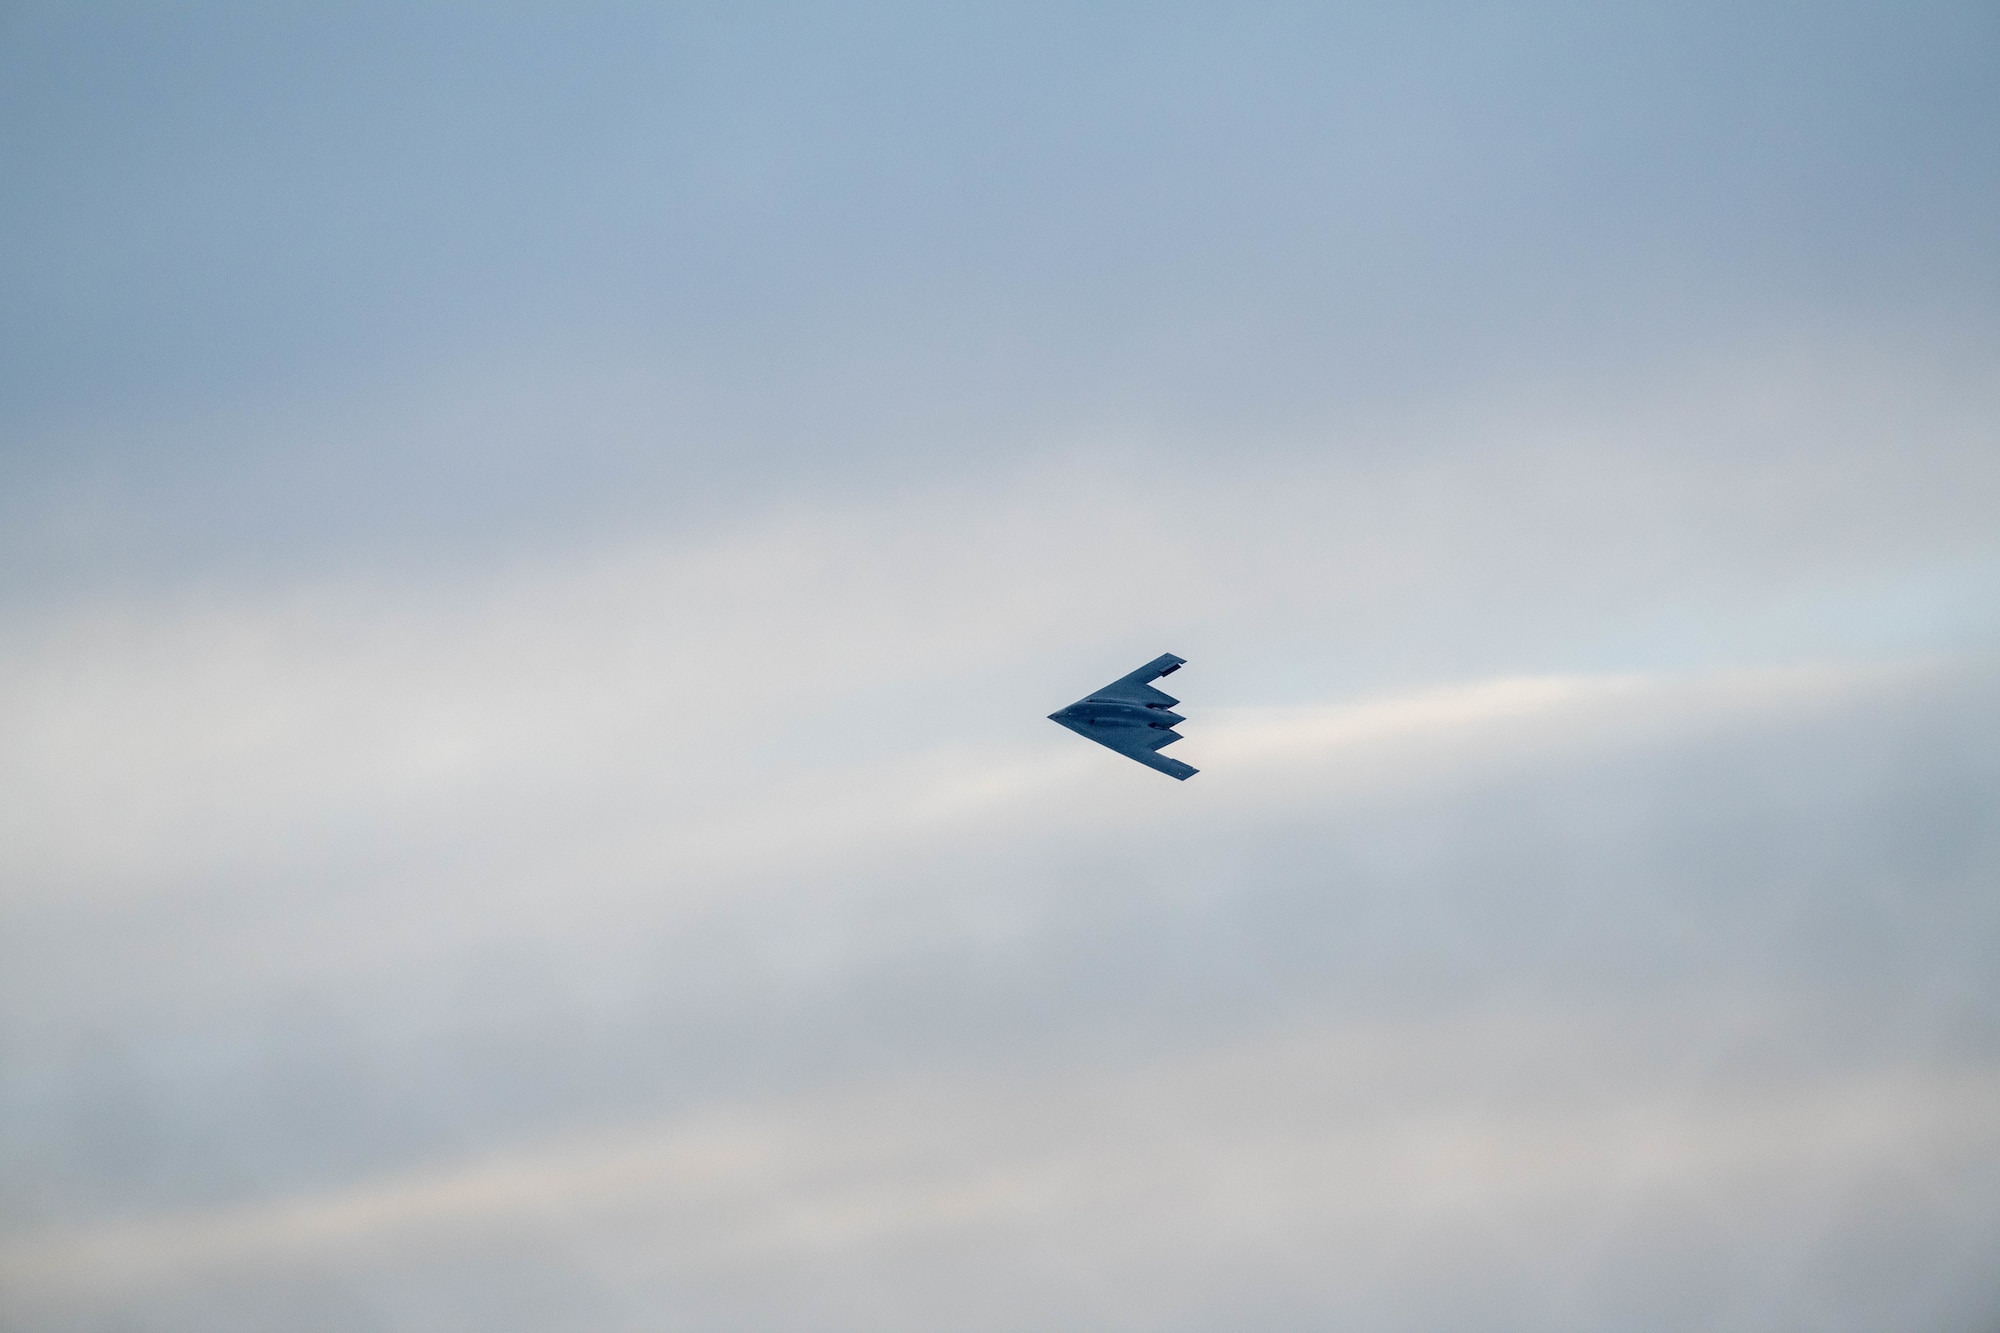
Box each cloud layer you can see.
[4,4,1999,1330]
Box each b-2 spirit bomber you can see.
[1048,653,1197,780]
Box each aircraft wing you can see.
[1078,716,1199,780]
[1084,652,1187,706]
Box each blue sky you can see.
[3,5,1999,1330]
[7,3,1997,580]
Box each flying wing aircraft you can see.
[1048,653,1198,780]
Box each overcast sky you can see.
[3,5,1999,1331]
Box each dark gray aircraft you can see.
[1048,653,1198,780]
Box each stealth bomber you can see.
[1048,653,1198,780]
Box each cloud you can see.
[4,532,1996,1328]
[5,7,2000,1329]
[8,1000,1999,1333]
